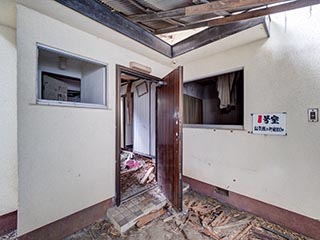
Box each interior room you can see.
[184,70,244,128]
[37,45,107,106]
[119,72,157,201]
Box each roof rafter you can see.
[156,0,320,34]
[130,0,290,22]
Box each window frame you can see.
[36,43,108,109]
[183,68,245,130]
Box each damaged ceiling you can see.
[56,0,320,57]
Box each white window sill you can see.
[183,124,244,130]
[36,99,109,110]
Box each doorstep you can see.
[107,187,167,233]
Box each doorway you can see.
[116,65,183,210]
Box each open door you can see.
[157,66,183,211]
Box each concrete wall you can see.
[183,6,320,220]
[0,25,17,216]
[17,4,171,236]
[0,0,17,217]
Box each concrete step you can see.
[106,187,167,233]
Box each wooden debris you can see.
[252,227,284,240]
[232,223,253,240]
[210,211,225,227]
[147,173,155,183]
[191,203,214,215]
[213,217,252,230]
[163,213,178,223]
[136,208,166,228]
[140,167,154,184]
[219,215,231,226]
[261,226,294,240]
[188,223,220,240]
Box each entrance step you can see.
[106,187,167,233]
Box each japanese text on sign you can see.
[252,113,286,136]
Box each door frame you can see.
[115,65,161,206]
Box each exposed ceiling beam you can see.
[172,17,266,57]
[185,0,291,16]
[55,0,172,57]
[127,0,185,27]
[55,0,268,58]
[207,0,320,27]
[156,0,319,34]
[130,0,289,22]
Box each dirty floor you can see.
[65,191,312,240]
[120,151,157,201]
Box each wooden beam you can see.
[185,0,289,16]
[156,0,319,34]
[172,17,266,57]
[128,0,185,27]
[130,8,186,22]
[130,0,288,22]
[156,22,209,35]
[55,0,172,57]
[207,0,320,27]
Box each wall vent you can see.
[214,187,229,197]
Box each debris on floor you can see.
[66,190,312,240]
[120,150,156,200]
[107,187,167,233]
[0,231,16,240]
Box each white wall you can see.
[17,4,171,236]
[0,0,17,217]
[133,81,156,156]
[133,82,150,154]
[183,6,320,220]
[0,25,17,216]
[81,63,105,104]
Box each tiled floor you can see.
[107,187,167,233]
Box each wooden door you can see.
[157,66,183,211]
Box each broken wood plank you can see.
[140,167,154,184]
[210,211,225,227]
[232,223,253,240]
[219,215,231,226]
[213,217,252,230]
[188,222,220,240]
[136,208,166,228]
[146,173,155,183]
[191,203,214,215]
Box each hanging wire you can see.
[284,12,287,32]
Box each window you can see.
[37,45,107,107]
[183,70,244,128]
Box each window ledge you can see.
[36,99,109,110]
[183,124,244,130]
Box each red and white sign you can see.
[252,113,286,136]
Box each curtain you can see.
[216,73,236,109]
